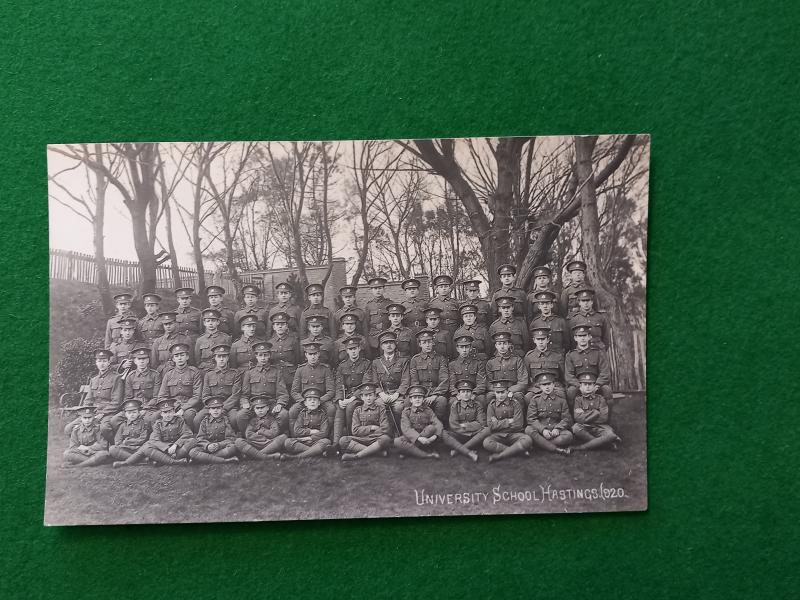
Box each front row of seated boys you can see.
[63,369,621,467]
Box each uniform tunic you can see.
[113,416,151,452]
[488,316,531,357]
[560,281,597,316]
[230,334,264,370]
[399,406,442,442]
[301,334,337,369]
[572,393,613,436]
[206,306,236,336]
[157,365,203,413]
[526,286,558,320]
[335,334,369,363]
[334,305,368,337]
[109,339,137,368]
[291,407,330,440]
[448,399,487,433]
[68,422,108,453]
[234,306,268,338]
[453,324,490,359]
[87,369,124,417]
[291,363,335,406]
[489,286,528,322]
[243,414,282,448]
[529,314,568,353]
[150,332,192,373]
[138,313,164,345]
[459,298,492,327]
[241,364,289,407]
[265,303,301,337]
[565,347,612,388]
[348,403,391,443]
[567,310,611,351]
[365,297,392,348]
[194,331,232,371]
[202,366,242,411]
[524,348,566,386]
[448,356,488,398]
[369,354,410,396]
[104,310,138,348]
[527,392,572,433]
[408,352,449,396]
[125,368,162,412]
[428,296,461,333]
[268,331,302,388]
[487,397,525,433]
[148,415,194,450]
[301,305,335,338]
[429,327,454,360]
[175,306,203,342]
[387,325,416,358]
[401,298,427,332]
[195,415,236,450]
[334,358,372,402]
[485,353,528,396]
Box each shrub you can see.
[49,335,104,404]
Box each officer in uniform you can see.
[449,335,488,408]
[453,303,489,359]
[266,282,301,338]
[157,342,203,432]
[188,395,239,464]
[334,312,369,363]
[525,372,573,455]
[571,371,620,451]
[194,308,232,372]
[483,379,532,462]
[301,283,335,338]
[369,330,410,432]
[63,404,110,468]
[393,385,442,459]
[459,279,492,327]
[334,285,368,338]
[488,296,530,358]
[64,349,124,442]
[150,311,191,374]
[234,395,288,460]
[408,329,449,421]
[565,323,613,406]
[333,335,372,445]
[104,292,138,348]
[364,276,392,357]
[339,383,393,461]
[141,397,194,466]
[290,341,336,423]
[424,306,454,359]
[240,340,290,433]
[428,274,460,335]
[125,346,161,425]
[284,387,333,458]
[109,317,138,371]
[442,380,491,461]
[235,284,268,339]
[301,314,337,368]
[230,314,264,371]
[174,287,203,345]
[490,264,528,323]
[524,325,566,409]
[529,290,568,353]
[485,331,528,407]
[567,288,610,351]
[526,265,557,320]
[560,259,594,316]
[205,285,236,336]
[400,277,427,334]
[386,303,416,358]
[110,398,151,467]
[268,311,302,390]
[198,344,243,431]
[138,293,164,345]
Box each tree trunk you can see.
[92,145,113,314]
[130,203,157,295]
[574,136,637,390]
[163,197,182,288]
[191,169,206,295]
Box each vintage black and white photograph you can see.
[45,135,649,525]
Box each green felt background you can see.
[2,0,798,597]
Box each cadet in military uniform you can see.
[283,387,333,458]
[64,349,124,442]
[235,284,268,339]
[240,341,290,433]
[110,399,152,467]
[488,296,530,358]
[386,303,416,358]
[125,347,161,425]
[369,330,410,431]
[428,274,460,335]
[459,279,491,327]
[483,379,532,462]
[194,309,232,372]
[408,329,449,421]
[333,335,372,445]
[566,288,610,351]
[290,341,335,422]
[268,311,302,390]
[235,395,288,460]
[301,315,337,369]
[565,323,613,406]
[63,404,110,468]
[230,314,263,370]
[529,290,568,353]
[365,276,392,357]
[198,344,243,431]
[157,342,202,432]
[424,306,454,359]
[524,326,566,408]
[400,277,427,334]
[490,264,528,323]
[109,317,138,371]
[174,287,203,345]
[266,282,301,338]
[142,397,194,466]
[138,293,164,345]
[441,380,491,462]
[205,285,236,336]
[393,385,442,459]
[559,259,593,316]
[571,371,620,451]
[339,383,392,461]
[485,331,528,407]
[454,303,489,359]
[334,312,369,363]
[104,292,137,348]
[301,283,335,338]
[526,265,556,320]
[448,335,487,407]
[150,311,191,374]
[335,286,368,338]
[525,372,573,455]
[188,395,239,464]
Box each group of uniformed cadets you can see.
[63,261,621,467]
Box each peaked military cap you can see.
[94,349,114,360]
[302,341,321,352]
[497,264,517,276]
[460,279,482,290]
[425,307,443,317]
[433,274,453,286]
[169,342,191,355]
[368,276,388,287]
[205,285,225,296]
[387,303,406,314]
[131,347,151,359]
[566,260,587,272]
[495,296,515,307]
[459,303,478,315]
[415,329,435,341]
[211,344,231,355]
[142,293,162,304]
[305,283,324,295]
[532,266,553,278]
[156,397,176,409]
[76,404,98,417]
[269,311,289,323]
[302,387,322,399]
[408,385,427,397]
[119,317,138,328]
[575,288,596,300]
[305,315,325,326]
[531,325,552,337]
[343,335,363,349]
[238,314,259,327]
[340,312,360,324]
[378,331,398,344]
[204,395,225,408]
[159,311,178,323]
[490,379,514,391]
[274,282,292,293]
[454,335,474,345]
[339,285,358,296]
[577,371,598,383]
[174,287,195,298]
[113,293,133,303]
[201,308,221,320]
[123,399,143,410]
[252,341,273,353]
[491,331,512,343]
[242,284,262,296]
[533,290,557,303]
[534,372,557,385]
[356,382,376,395]
[456,379,475,391]
[251,395,270,408]
[400,278,421,289]
[571,323,592,335]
